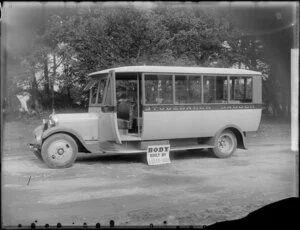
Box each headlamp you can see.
[48,115,58,127]
[42,119,48,131]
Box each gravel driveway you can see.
[1,117,297,227]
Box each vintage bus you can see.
[30,66,262,168]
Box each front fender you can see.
[42,126,91,152]
[32,125,44,146]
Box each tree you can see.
[5,3,293,118]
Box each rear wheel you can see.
[41,134,78,168]
[211,130,237,158]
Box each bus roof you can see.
[88,65,262,77]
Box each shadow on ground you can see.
[75,149,215,165]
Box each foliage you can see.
[5,3,292,117]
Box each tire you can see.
[211,130,237,158]
[41,133,78,168]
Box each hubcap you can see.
[47,140,73,164]
[57,148,64,155]
[218,134,233,154]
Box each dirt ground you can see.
[1,116,297,227]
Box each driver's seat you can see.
[117,100,133,130]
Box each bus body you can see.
[30,66,262,168]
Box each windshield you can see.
[88,76,108,105]
[97,78,107,104]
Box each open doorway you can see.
[116,73,142,139]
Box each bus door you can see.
[98,70,122,144]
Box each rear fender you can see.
[212,124,247,150]
[42,126,91,153]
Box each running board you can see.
[171,144,213,151]
[85,141,213,155]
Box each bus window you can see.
[203,76,228,103]
[230,77,253,103]
[97,78,107,104]
[90,81,99,104]
[175,75,201,104]
[145,75,173,104]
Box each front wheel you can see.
[211,130,237,158]
[41,134,78,168]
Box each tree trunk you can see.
[68,66,73,106]
[44,57,50,97]
[31,68,39,111]
[249,39,257,70]
[64,62,72,106]
[52,54,56,111]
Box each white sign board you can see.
[147,145,171,165]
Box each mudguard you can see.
[42,126,92,153]
[213,124,247,150]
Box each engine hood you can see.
[52,113,99,124]
[50,113,100,141]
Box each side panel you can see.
[253,76,262,103]
[98,110,118,142]
[142,109,262,140]
[88,107,120,142]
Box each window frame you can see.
[143,73,174,105]
[174,74,203,105]
[141,73,255,106]
[83,80,97,92]
[203,75,229,104]
[229,75,254,103]
[89,76,109,106]
[89,80,99,105]
[95,77,109,105]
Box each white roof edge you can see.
[88,65,262,76]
